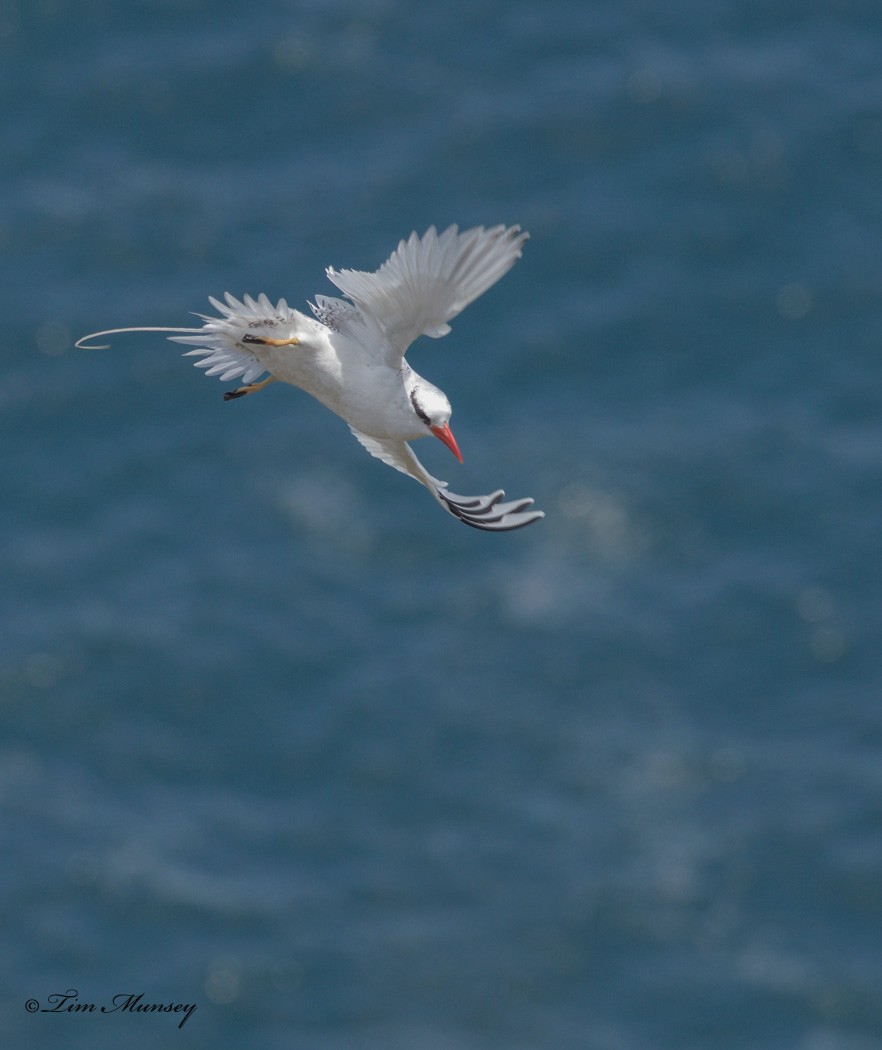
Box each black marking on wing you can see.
[435,485,544,531]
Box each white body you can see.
[248,320,422,441]
[78,224,544,531]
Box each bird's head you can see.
[409,381,463,463]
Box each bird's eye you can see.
[409,389,432,426]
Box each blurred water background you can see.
[3,1,882,1047]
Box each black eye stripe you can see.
[409,388,431,426]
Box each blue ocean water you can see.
[4,1,882,1047]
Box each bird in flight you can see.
[77,224,544,531]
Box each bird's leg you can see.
[223,375,278,401]
[225,333,299,399]
[241,334,301,347]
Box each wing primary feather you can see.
[347,427,544,531]
[325,223,528,363]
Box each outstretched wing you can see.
[323,224,528,364]
[348,428,544,532]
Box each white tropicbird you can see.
[77,224,544,531]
